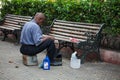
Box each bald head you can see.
[34,12,45,25]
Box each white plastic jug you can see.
[70,51,81,69]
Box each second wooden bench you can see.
[0,14,32,43]
[50,19,104,63]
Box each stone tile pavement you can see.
[0,39,120,80]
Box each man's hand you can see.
[42,35,55,41]
[47,36,55,40]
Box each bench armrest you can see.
[85,32,95,38]
[84,32,97,42]
[77,32,99,50]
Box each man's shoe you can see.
[54,52,62,62]
[55,53,62,58]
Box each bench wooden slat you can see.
[6,14,32,19]
[53,25,98,34]
[50,34,86,43]
[5,20,28,26]
[7,14,32,19]
[4,23,21,28]
[51,28,85,35]
[6,16,32,21]
[4,20,19,25]
[56,20,101,26]
[54,22,100,30]
[5,19,21,23]
[5,17,28,22]
[51,31,87,39]
[6,18,30,22]
[0,26,16,30]
[0,25,20,29]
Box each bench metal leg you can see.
[97,48,102,62]
[16,30,21,44]
[69,43,75,52]
[2,30,8,41]
[80,51,88,64]
[13,29,21,45]
[2,34,7,41]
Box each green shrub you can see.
[0,0,120,36]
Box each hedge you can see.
[0,0,120,36]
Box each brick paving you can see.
[0,38,120,80]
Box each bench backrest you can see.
[2,14,32,30]
[50,19,104,43]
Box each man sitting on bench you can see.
[20,12,62,66]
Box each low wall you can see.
[101,49,120,65]
[60,47,120,65]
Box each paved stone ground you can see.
[0,39,120,80]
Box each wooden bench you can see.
[0,14,32,43]
[50,19,104,63]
